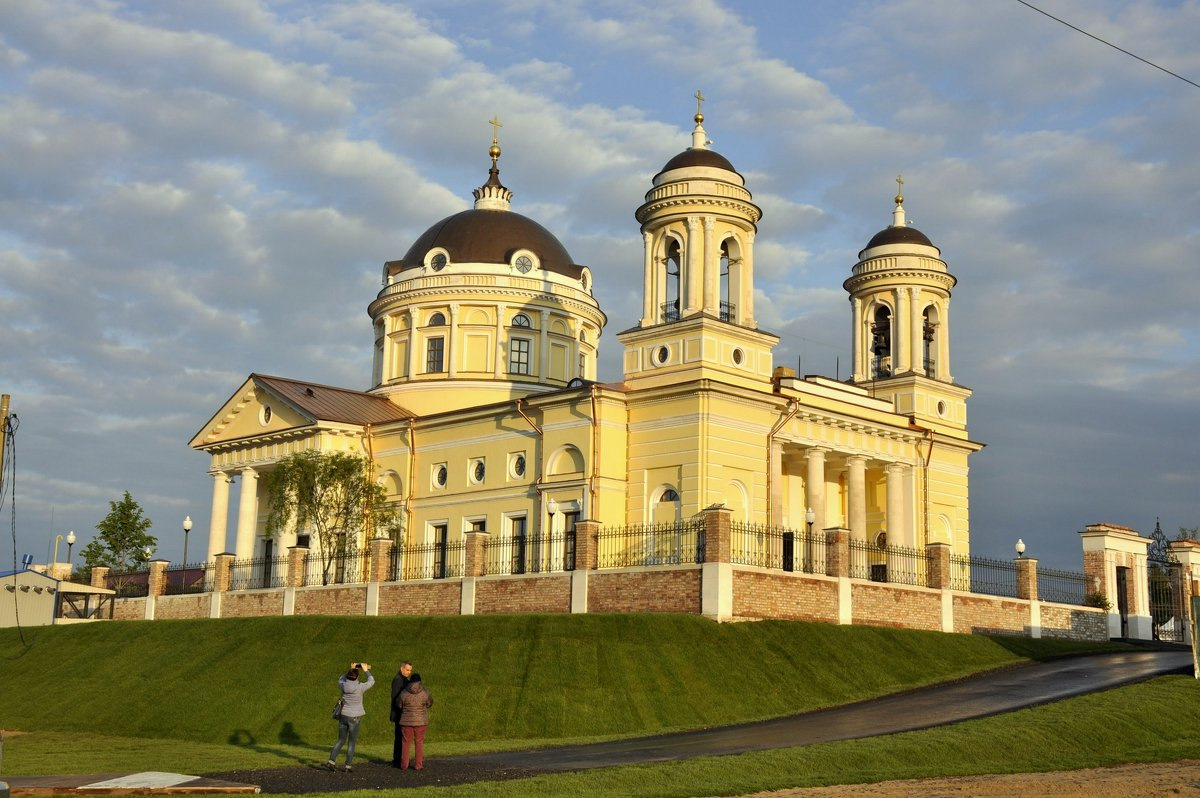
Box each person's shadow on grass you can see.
[225,724,323,766]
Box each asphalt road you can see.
[453,648,1194,771]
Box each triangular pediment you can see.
[189,375,317,449]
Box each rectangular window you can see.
[511,515,527,575]
[509,337,531,375]
[426,337,445,373]
[432,523,448,579]
[563,511,579,571]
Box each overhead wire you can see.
[1016,0,1200,90]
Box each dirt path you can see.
[736,759,1200,797]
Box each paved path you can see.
[454,649,1194,771]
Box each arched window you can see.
[663,240,682,322]
[922,306,938,374]
[428,312,446,327]
[871,305,892,378]
[719,241,732,321]
[512,312,531,328]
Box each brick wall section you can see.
[112,597,145,621]
[926,543,951,589]
[91,566,109,588]
[287,547,308,588]
[222,590,287,618]
[575,520,599,570]
[377,582,462,616]
[1083,550,1106,601]
[732,570,839,622]
[1040,603,1108,641]
[1016,557,1038,601]
[703,508,731,564]
[953,594,1028,636]
[370,537,394,582]
[463,533,486,578]
[147,561,169,598]
[475,574,571,614]
[588,568,701,613]
[825,528,850,578]
[155,593,211,620]
[213,554,234,593]
[852,583,942,631]
[293,585,366,616]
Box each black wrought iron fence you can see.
[105,569,150,598]
[1038,566,1088,605]
[230,555,289,590]
[163,562,209,595]
[304,547,369,586]
[483,531,575,575]
[849,539,929,586]
[730,522,827,574]
[389,540,465,581]
[596,520,705,568]
[950,553,1018,597]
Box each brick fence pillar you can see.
[463,532,487,578]
[1016,556,1039,601]
[369,536,394,582]
[91,566,109,589]
[287,546,308,588]
[213,553,235,593]
[574,519,599,571]
[825,527,850,578]
[703,506,731,564]
[147,560,169,598]
[926,542,951,589]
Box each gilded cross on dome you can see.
[488,115,503,164]
[694,89,705,122]
[895,174,904,204]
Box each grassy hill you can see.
[0,613,1119,750]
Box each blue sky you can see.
[1,0,1197,572]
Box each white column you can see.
[847,456,867,542]
[539,309,551,383]
[851,297,864,382]
[895,288,911,373]
[447,303,459,378]
[885,463,908,547]
[702,217,716,313]
[234,467,259,560]
[740,231,755,326]
[494,303,506,378]
[911,290,925,376]
[684,216,701,315]
[642,231,654,326]
[939,300,952,381]
[406,309,419,378]
[805,448,827,531]
[206,471,231,561]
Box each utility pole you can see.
[0,393,9,484]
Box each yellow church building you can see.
[191,104,983,587]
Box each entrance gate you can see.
[1147,557,1187,643]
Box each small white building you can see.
[1,568,115,627]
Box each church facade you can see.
[191,106,983,577]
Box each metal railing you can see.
[105,568,150,598]
[389,540,465,581]
[230,555,289,590]
[163,562,208,595]
[849,539,929,586]
[730,522,826,574]
[1039,566,1088,605]
[951,553,1018,598]
[304,547,368,587]
[597,520,705,568]
[483,531,576,575]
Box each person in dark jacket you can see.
[389,661,413,767]
[397,673,433,770]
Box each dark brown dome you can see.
[388,209,583,278]
[864,224,936,251]
[656,147,739,178]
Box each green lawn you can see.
[0,613,1174,796]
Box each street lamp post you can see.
[66,530,76,570]
[804,507,816,572]
[182,516,193,566]
[1015,538,1026,558]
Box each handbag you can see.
[332,698,345,720]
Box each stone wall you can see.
[155,593,211,620]
[732,569,839,623]
[377,582,461,616]
[953,594,1028,636]
[475,574,571,614]
[587,568,702,614]
[1040,601,1109,641]
[852,582,942,632]
[223,589,288,618]
[293,585,365,616]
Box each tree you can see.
[262,451,399,583]
[1177,527,1198,541]
[81,491,157,573]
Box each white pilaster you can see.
[448,303,459,378]
[207,471,231,561]
[851,297,864,382]
[886,463,908,547]
[847,456,867,542]
[896,287,911,373]
[642,231,654,325]
[234,467,259,560]
[702,217,716,313]
[805,448,827,531]
[685,216,701,314]
[740,231,755,326]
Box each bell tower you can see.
[844,180,970,434]
[617,94,778,390]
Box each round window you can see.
[430,253,447,271]
[515,255,533,273]
[473,461,485,482]
[656,346,669,364]
[937,401,947,416]
[514,454,526,477]
[434,465,448,487]
[732,348,744,365]
[260,405,272,425]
